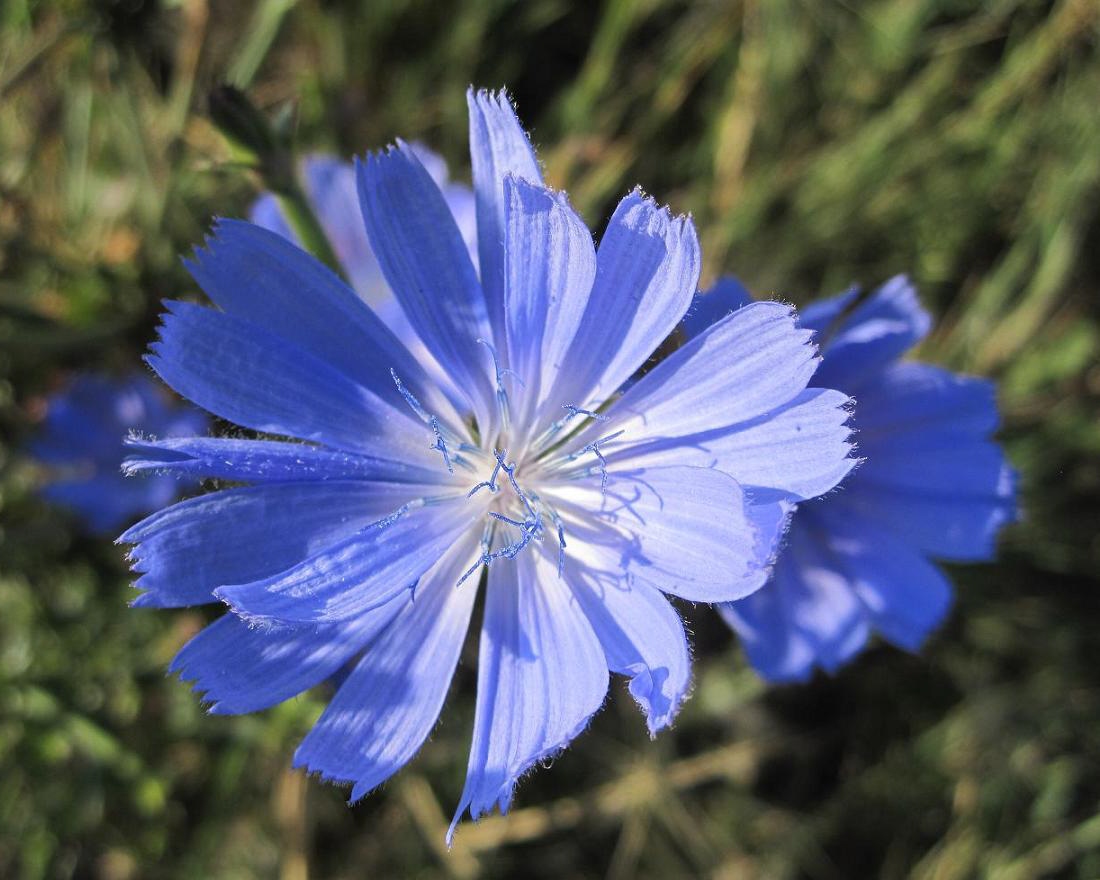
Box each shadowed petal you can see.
[553,466,771,603]
[121,481,426,608]
[185,219,463,430]
[855,363,1001,440]
[292,532,482,798]
[123,436,445,486]
[806,276,931,393]
[147,301,436,466]
[357,142,497,432]
[170,590,408,715]
[719,522,870,683]
[217,499,481,625]
[681,275,754,339]
[450,547,608,840]
[564,557,690,735]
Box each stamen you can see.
[467,448,506,497]
[562,404,608,423]
[457,451,545,586]
[477,338,523,427]
[551,509,567,578]
[570,429,625,493]
[390,368,454,474]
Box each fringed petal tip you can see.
[447,707,602,846]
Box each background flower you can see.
[27,372,207,534]
[694,276,1017,681]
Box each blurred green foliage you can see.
[1,0,1098,877]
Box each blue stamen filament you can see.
[568,429,625,493]
[477,338,523,429]
[457,450,546,586]
[390,368,455,474]
[528,401,610,457]
[467,448,506,497]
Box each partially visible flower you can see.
[121,89,856,839]
[691,276,1017,682]
[28,372,207,533]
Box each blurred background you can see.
[1,1,1098,877]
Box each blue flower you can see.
[28,372,207,533]
[120,89,855,838]
[692,276,1017,682]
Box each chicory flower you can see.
[691,277,1016,681]
[120,89,855,837]
[28,372,206,533]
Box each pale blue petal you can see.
[170,591,408,715]
[450,547,608,840]
[553,466,770,602]
[600,387,855,502]
[357,142,497,431]
[185,219,462,429]
[121,481,422,607]
[468,88,543,351]
[216,500,479,625]
[147,301,437,467]
[565,560,690,735]
[123,436,444,485]
[597,301,817,439]
[293,533,481,800]
[571,303,855,499]
[502,177,596,426]
[544,190,700,415]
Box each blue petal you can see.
[579,303,855,500]
[808,275,932,393]
[123,436,443,485]
[544,189,700,414]
[185,219,462,429]
[357,142,497,431]
[595,388,856,501]
[855,362,1001,439]
[501,177,596,427]
[147,301,436,466]
[680,275,754,340]
[565,560,690,736]
[855,435,1012,498]
[592,301,817,441]
[121,481,424,607]
[293,533,481,800]
[823,512,954,652]
[450,547,608,840]
[468,88,543,352]
[216,499,479,624]
[720,520,870,682]
[554,466,771,602]
[825,484,1014,562]
[170,591,408,715]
